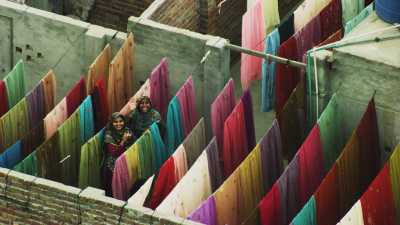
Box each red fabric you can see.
[298,125,324,206]
[150,58,170,118]
[275,37,300,114]
[259,183,282,225]
[365,0,373,6]
[241,0,265,90]
[222,100,248,178]
[317,30,343,47]
[176,76,198,137]
[315,164,340,225]
[319,0,342,42]
[356,99,380,190]
[106,143,125,158]
[66,77,86,116]
[0,80,8,117]
[361,164,396,225]
[146,157,177,209]
[295,15,321,63]
[92,79,109,131]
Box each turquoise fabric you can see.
[344,3,374,35]
[0,140,22,169]
[150,123,167,169]
[79,96,95,143]
[341,0,365,23]
[14,151,37,176]
[292,196,317,225]
[3,60,26,109]
[261,29,280,112]
[317,94,346,171]
[166,96,184,154]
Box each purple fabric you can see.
[241,89,256,151]
[176,76,198,137]
[150,58,170,119]
[206,137,223,191]
[26,82,45,128]
[211,79,235,155]
[260,119,283,193]
[278,154,300,224]
[187,196,217,225]
[294,15,322,62]
[112,154,130,201]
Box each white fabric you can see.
[337,201,365,225]
[156,151,211,218]
[127,175,154,206]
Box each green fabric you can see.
[182,118,206,167]
[341,0,365,24]
[390,144,400,224]
[79,129,104,189]
[3,60,26,109]
[14,151,38,176]
[36,132,61,181]
[317,94,346,171]
[0,98,30,151]
[58,110,81,186]
[344,3,373,35]
[137,130,155,179]
[292,196,317,225]
[129,108,161,138]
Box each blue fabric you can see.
[150,123,167,170]
[292,196,317,225]
[166,96,184,154]
[344,3,374,35]
[79,96,95,143]
[262,29,280,112]
[0,140,22,169]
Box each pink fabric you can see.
[176,76,198,137]
[119,79,150,116]
[112,155,130,200]
[44,98,68,140]
[294,15,322,63]
[150,58,170,119]
[241,0,266,90]
[211,79,235,153]
[222,100,249,178]
[298,125,324,206]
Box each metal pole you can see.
[226,43,307,69]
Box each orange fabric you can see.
[87,44,111,94]
[41,70,57,114]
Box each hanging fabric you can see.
[294,0,332,32]
[390,145,400,224]
[241,0,266,90]
[13,151,38,176]
[206,138,223,192]
[26,82,45,129]
[215,169,241,225]
[211,78,235,153]
[86,44,111,94]
[319,0,342,42]
[128,175,154,206]
[41,70,57,114]
[91,79,110,131]
[261,29,280,112]
[150,123,167,170]
[79,96,95,143]
[66,77,86,116]
[4,60,26,109]
[182,118,205,167]
[260,119,283,192]
[166,96,184,154]
[337,201,365,225]
[44,98,68,140]
[112,153,133,200]
[137,130,155,179]
[187,196,217,225]
[0,140,22,169]
[36,132,61,181]
[0,80,8,117]
[259,183,282,225]
[315,164,339,225]
[176,76,199,137]
[292,196,317,225]
[150,57,170,118]
[21,120,45,158]
[278,14,294,44]
[241,89,256,151]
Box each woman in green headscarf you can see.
[102,112,135,196]
[128,96,162,138]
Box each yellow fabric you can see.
[263,0,280,35]
[294,0,331,32]
[87,44,111,94]
[125,143,139,188]
[337,200,365,225]
[0,98,30,151]
[390,144,400,224]
[78,133,103,189]
[215,169,242,225]
[238,144,263,224]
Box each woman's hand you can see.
[122,131,132,143]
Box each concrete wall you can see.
[310,13,400,162]
[127,16,230,139]
[0,168,201,225]
[0,0,126,100]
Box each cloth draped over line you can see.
[337,201,365,225]
[166,96,184,154]
[86,44,111,94]
[26,80,45,129]
[36,132,61,181]
[119,79,150,116]
[66,77,86,117]
[0,80,8,117]
[150,57,170,118]
[206,138,223,192]
[0,140,22,169]
[187,196,217,225]
[107,33,134,113]
[14,151,38,176]
[176,76,199,137]
[21,120,45,159]
[91,79,110,131]
[390,145,400,224]
[3,60,26,109]
[241,0,266,90]
[41,70,57,114]
[241,90,256,151]
[79,96,95,143]
[210,79,235,153]
[44,98,68,140]
[294,0,332,32]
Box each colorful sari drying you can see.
[166,96,184,154]
[41,70,56,114]
[176,76,198,137]
[4,60,25,109]
[66,77,86,117]
[86,44,111,94]
[0,80,8,117]
[150,57,170,118]
[79,96,95,143]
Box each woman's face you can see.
[112,117,125,131]
[139,100,151,113]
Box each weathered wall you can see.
[127,16,230,139]
[0,0,126,100]
[0,168,201,225]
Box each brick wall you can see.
[0,168,201,225]
[89,0,155,31]
[150,0,199,32]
